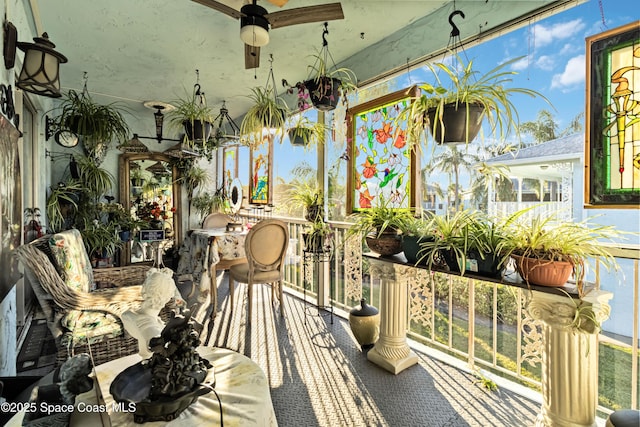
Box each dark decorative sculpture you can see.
[22,354,93,426]
[110,309,214,423]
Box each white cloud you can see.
[511,56,529,71]
[533,19,587,47]
[550,54,585,89]
[536,55,555,71]
[559,43,576,56]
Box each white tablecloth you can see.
[6,347,277,427]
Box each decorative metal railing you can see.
[244,213,639,414]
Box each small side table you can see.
[303,249,333,324]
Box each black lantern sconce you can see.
[15,32,67,98]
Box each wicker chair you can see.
[15,230,160,366]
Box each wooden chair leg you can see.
[230,277,235,314]
[247,282,253,324]
[278,280,285,317]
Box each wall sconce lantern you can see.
[16,32,67,98]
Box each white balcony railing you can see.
[244,214,639,414]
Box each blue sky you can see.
[422,0,639,132]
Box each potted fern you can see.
[400,55,549,145]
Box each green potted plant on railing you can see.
[399,212,435,265]
[399,54,550,146]
[51,89,130,163]
[505,213,622,296]
[346,196,413,256]
[240,86,290,145]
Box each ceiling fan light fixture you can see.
[240,4,270,47]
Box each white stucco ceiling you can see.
[31,0,579,139]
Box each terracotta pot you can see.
[365,231,402,256]
[349,298,380,349]
[512,254,573,287]
[426,103,485,144]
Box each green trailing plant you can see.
[80,221,123,259]
[167,87,216,147]
[46,182,82,232]
[303,219,335,253]
[283,180,323,221]
[191,188,229,222]
[306,51,358,93]
[51,89,130,159]
[399,54,550,146]
[240,86,290,145]
[286,115,329,148]
[74,155,114,199]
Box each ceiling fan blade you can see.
[191,0,242,19]
[266,0,289,7]
[245,44,261,69]
[267,3,344,29]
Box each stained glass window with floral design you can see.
[347,87,419,212]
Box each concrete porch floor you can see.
[203,273,544,427]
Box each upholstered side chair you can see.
[228,219,289,325]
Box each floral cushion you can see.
[49,229,94,293]
[61,310,123,346]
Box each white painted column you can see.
[367,259,418,374]
[527,290,613,427]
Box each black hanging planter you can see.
[305,77,341,111]
[288,127,312,146]
[426,103,485,144]
[183,120,213,142]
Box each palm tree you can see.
[519,109,584,145]
[423,145,479,211]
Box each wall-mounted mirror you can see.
[119,152,181,265]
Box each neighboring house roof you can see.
[486,133,584,166]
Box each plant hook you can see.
[322,22,329,47]
[448,10,465,38]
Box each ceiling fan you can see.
[191,0,344,69]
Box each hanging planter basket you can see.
[305,77,341,111]
[183,120,213,143]
[288,127,313,146]
[426,103,485,144]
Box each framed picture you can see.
[249,135,273,205]
[585,21,640,208]
[222,145,238,193]
[346,86,420,212]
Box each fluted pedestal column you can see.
[527,289,613,427]
[367,259,418,374]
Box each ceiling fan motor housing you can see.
[240,3,270,47]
